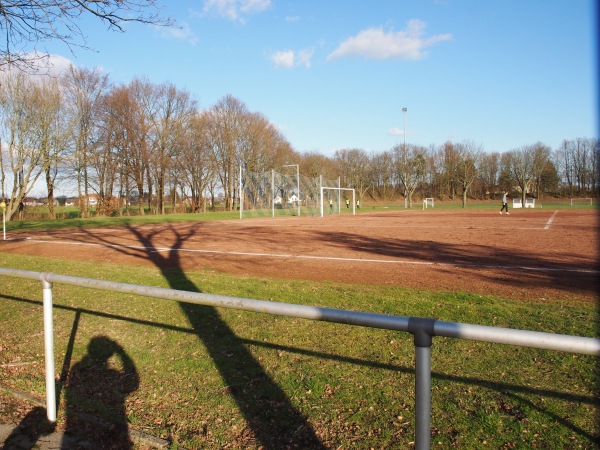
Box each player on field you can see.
[500,191,509,215]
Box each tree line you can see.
[0,68,598,221]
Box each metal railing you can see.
[1,267,599,450]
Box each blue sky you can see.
[43,0,597,156]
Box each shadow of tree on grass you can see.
[123,224,325,449]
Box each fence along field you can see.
[0,207,598,448]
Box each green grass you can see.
[4,210,241,232]
[372,199,599,211]
[9,198,597,231]
[0,247,598,449]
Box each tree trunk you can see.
[45,168,55,219]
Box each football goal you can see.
[239,168,356,219]
[239,167,324,218]
[524,198,535,208]
[512,198,522,208]
[569,198,593,206]
[422,198,434,209]
[320,187,355,217]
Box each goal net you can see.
[239,169,354,219]
[240,168,317,218]
[569,198,593,206]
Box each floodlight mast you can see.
[402,107,407,208]
[283,164,300,217]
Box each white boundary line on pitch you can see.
[544,211,558,229]
[21,238,599,275]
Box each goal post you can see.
[422,198,434,209]
[320,187,355,217]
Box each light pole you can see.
[402,107,407,208]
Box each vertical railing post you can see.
[41,274,57,422]
[409,318,436,450]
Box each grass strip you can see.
[0,251,597,449]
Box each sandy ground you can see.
[1,208,598,302]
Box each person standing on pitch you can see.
[329,198,333,213]
[346,198,350,209]
[500,191,509,215]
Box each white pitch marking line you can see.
[23,238,599,275]
[544,211,558,229]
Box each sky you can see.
[39,0,598,157]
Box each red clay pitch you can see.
[1,209,597,303]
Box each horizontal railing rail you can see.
[1,267,599,450]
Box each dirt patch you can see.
[1,209,598,302]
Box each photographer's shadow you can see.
[1,407,55,450]
[61,335,139,449]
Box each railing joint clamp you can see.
[409,317,436,348]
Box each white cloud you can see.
[203,0,271,23]
[327,19,452,61]
[6,53,76,77]
[239,0,271,14]
[388,127,416,138]
[44,54,75,76]
[271,48,313,69]
[271,50,295,69]
[296,49,314,68]
[161,22,199,45]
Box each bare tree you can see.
[36,77,71,219]
[0,72,46,219]
[62,65,110,216]
[241,111,296,176]
[88,92,123,215]
[591,138,600,197]
[0,1,172,72]
[392,144,426,207]
[124,78,154,214]
[370,151,394,200]
[503,142,551,203]
[298,151,337,181]
[334,148,372,202]
[101,85,133,215]
[441,141,460,200]
[427,145,446,200]
[207,95,248,211]
[535,156,560,199]
[146,82,196,214]
[569,137,596,195]
[100,80,152,215]
[453,141,484,208]
[556,139,574,195]
[177,112,213,213]
[480,152,501,199]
